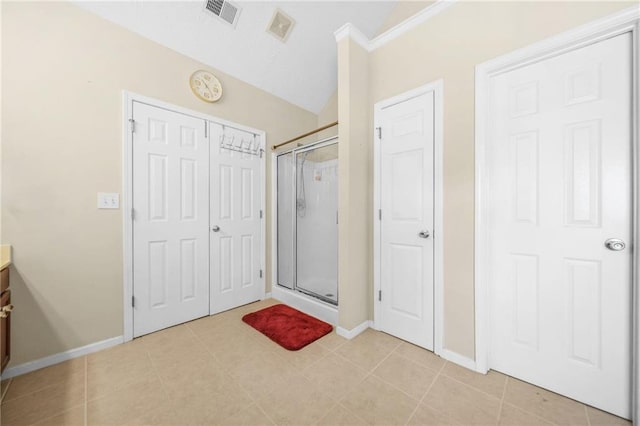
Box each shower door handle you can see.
[211,225,220,232]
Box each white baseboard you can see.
[264,292,272,299]
[336,320,372,339]
[439,348,478,372]
[1,336,124,380]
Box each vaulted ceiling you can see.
[75,1,397,113]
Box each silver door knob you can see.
[212,225,220,232]
[605,238,625,251]
[418,230,430,239]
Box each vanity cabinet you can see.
[1,267,10,373]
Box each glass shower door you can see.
[277,153,294,289]
[295,143,338,304]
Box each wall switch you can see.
[98,192,120,209]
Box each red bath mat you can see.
[242,304,333,351]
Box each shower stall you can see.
[277,137,338,306]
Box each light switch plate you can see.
[98,192,119,209]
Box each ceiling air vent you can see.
[266,9,295,42]
[204,0,241,27]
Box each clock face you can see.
[189,70,223,103]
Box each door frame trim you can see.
[474,6,640,419]
[122,91,266,342]
[372,79,444,355]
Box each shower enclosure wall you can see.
[277,138,338,305]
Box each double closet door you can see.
[131,101,263,338]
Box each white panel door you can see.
[487,34,632,417]
[378,92,434,350]
[210,123,264,314]
[132,102,210,337]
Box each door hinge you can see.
[260,210,263,219]
[259,269,263,278]
[204,122,208,138]
[378,209,382,221]
[378,290,382,301]
[129,118,136,134]
[336,211,339,225]
[376,127,382,139]
[132,296,135,308]
[131,208,135,220]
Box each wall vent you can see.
[266,9,295,42]
[204,0,241,27]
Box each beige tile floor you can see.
[0,298,631,426]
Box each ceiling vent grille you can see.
[204,0,241,27]
[266,9,295,42]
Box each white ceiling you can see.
[75,1,397,113]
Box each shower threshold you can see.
[272,284,338,326]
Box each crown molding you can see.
[334,22,370,51]
[369,0,457,51]
[334,0,458,52]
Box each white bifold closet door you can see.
[132,102,210,338]
[209,123,264,314]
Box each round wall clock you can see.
[189,70,223,103]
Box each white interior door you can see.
[132,102,210,337]
[378,92,435,350]
[487,33,632,417]
[209,123,264,314]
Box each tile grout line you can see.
[0,370,88,408]
[404,360,448,425]
[332,337,449,415]
[145,349,173,408]
[0,378,11,403]
[365,340,403,374]
[336,401,370,425]
[254,401,278,426]
[338,339,421,423]
[391,344,446,375]
[497,378,582,426]
[184,320,261,412]
[584,405,592,426]
[84,356,88,426]
[437,369,505,403]
[495,374,509,424]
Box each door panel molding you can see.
[474,6,639,420]
[122,91,266,342]
[209,123,264,314]
[373,79,444,355]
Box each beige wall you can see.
[368,1,635,358]
[337,38,371,330]
[375,1,434,36]
[316,91,338,141]
[4,0,633,368]
[1,1,317,366]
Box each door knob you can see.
[212,226,220,232]
[418,230,430,239]
[605,238,625,251]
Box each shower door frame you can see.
[272,136,339,306]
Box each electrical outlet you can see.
[98,192,119,209]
